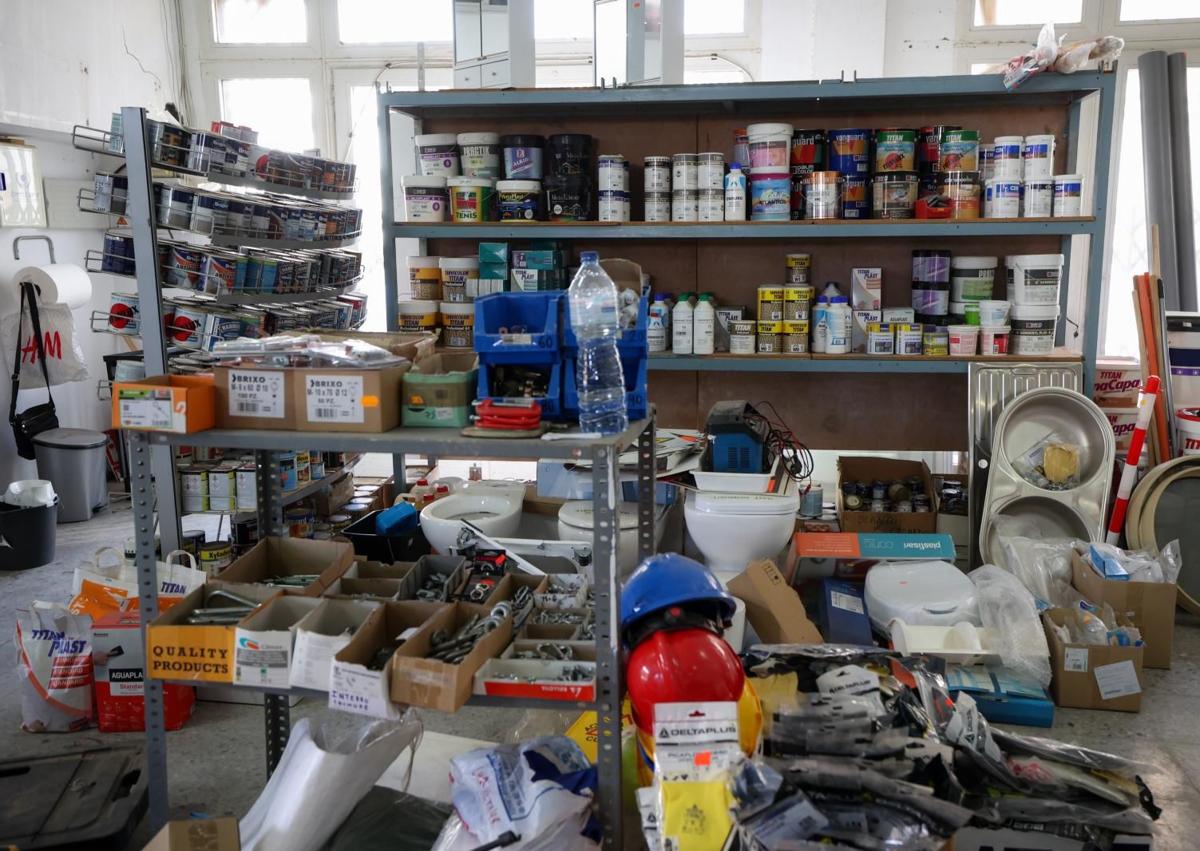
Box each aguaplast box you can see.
[293,363,410,433]
[289,598,382,691]
[727,559,823,645]
[112,374,215,433]
[402,352,479,428]
[836,456,938,534]
[1042,608,1145,712]
[786,532,957,582]
[233,595,323,688]
[93,609,195,731]
[218,537,354,594]
[328,600,445,719]
[213,365,294,430]
[144,817,239,851]
[1071,552,1177,669]
[390,602,513,712]
[147,583,280,683]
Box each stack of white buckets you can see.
[1007,253,1064,356]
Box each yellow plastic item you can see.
[1043,443,1080,484]
[660,779,735,850]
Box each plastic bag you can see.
[992,522,1076,607]
[16,602,93,732]
[970,564,1052,687]
[1085,540,1181,584]
[1,296,89,388]
[69,546,205,617]
[1003,22,1058,89]
[240,712,422,851]
[1011,431,1081,490]
[1052,35,1125,74]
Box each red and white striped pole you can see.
[1106,374,1161,545]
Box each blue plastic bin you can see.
[476,359,565,421]
[474,292,563,365]
[562,295,649,360]
[562,356,648,422]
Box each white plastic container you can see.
[724,165,747,222]
[1176,407,1200,455]
[948,324,979,356]
[672,295,694,354]
[1023,177,1054,218]
[811,296,829,353]
[1054,174,1083,216]
[439,301,475,348]
[992,135,1023,180]
[597,155,629,192]
[647,298,670,353]
[976,299,1011,326]
[825,296,851,354]
[416,132,460,177]
[986,178,1021,218]
[864,560,979,632]
[979,143,995,182]
[746,123,793,170]
[949,256,998,302]
[1010,304,1059,355]
[438,256,480,303]
[397,299,439,332]
[979,324,1011,355]
[407,256,442,300]
[1022,133,1055,180]
[457,132,500,178]
[693,295,715,355]
[401,175,448,222]
[1006,253,1064,305]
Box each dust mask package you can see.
[16,602,93,733]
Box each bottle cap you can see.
[580,251,599,263]
[730,162,742,170]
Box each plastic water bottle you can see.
[568,251,629,435]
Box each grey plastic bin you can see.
[33,428,109,523]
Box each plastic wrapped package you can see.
[992,519,1077,606]
[16,602,93,733]
[1085,540,1182,583]
[1011,431,1081,490]
[992,729,1160,776]
[1052,36,1125,74]
[240,713,423,851]
[969,564,1052,687]
[1002,22,1058,89]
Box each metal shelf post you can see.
[591,443,623,847]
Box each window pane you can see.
[685,0,744,35]
[213,0,307,43]
[337,0,452,43]
[973,0,1082,26]
[220,78,314,151]
[1120,0,1200,20]
[536,0,593,39]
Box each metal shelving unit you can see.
[129,418,656,840]
[647,350,1083,374]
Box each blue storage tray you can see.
[476,359,564,421]
[562,295,649,360]
[562,355,648,422]
[474,292,562,365]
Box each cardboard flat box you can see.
[786,532,957,582]
[836,456,938,534]
[147,583,279,683]
[1042,608,1144,712]
[144,817,239,851]
[727,559,823,644]
[1071,552,1177,669]
[219,537,354,595]
[213,365,294,430]
[113,374,215,433]
[329,600,445,719]
[474,658,596,702]
[402,352,479,428]
[314,470,355,515]
[289,598,381,691]
[293,364,410,433]
[234,595,322,687]
[390,602,513,712]
[503,639,596,662]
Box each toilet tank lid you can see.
[32,428,108,449]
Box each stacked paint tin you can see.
[746,123,792,221]
[789,130,825,220]
[982,134,1080,219]
[911,249,952,326]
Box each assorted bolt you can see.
[416,572,453,601]
[261,574,321,587]
[427,602,511,664]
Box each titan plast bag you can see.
[16,602,93,732]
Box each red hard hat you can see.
[625,627,745,733]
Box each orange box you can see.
[111,374,215,433]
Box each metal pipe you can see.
[1168,52,1198,312]
[1139,52,1182,309]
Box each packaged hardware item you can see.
[17,602,93,732]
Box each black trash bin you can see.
[0,500,58,570]
[342,510,431,563]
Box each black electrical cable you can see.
[747,400,814,485]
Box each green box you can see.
[401,353,479,428]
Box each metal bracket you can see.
[264,693,291,775]
[637,419,656,561]
[591,442,623,847]
[12,234,55,262]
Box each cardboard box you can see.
[94,610,195,731]
[346,558,417,581]
[147,583,280,683]
[390,602,513,712]
[314,470,355,516]
[324,576,407,600]
[727,559,823,644]
[474,658,596,702]
[852,310,881,353]
[881,307,915,324]
[144,817,239,851]
[503,639,596,662]
[213,365,294,430]
[406,554,469,602]
[1071,552,1177,669]
[289,598,381,691]
[402,352,479,428]
[329,600,445,719]
[234,595,323,687]
[815,579,871,645]
[112,374,215,433]
[1042,608,1145,712]
[851,267,882,310]
[294,364,410,433]
[786,531,957,582]
[1092,358,1142,407]
[836,456,938,534]
[219,537,354,595]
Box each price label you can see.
[227,370,285,419]
[118,391,174,429]
[305,375,364,424]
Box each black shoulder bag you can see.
[9,281,59,459]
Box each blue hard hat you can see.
[620,553,737,630]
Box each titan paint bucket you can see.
[1176,408,1200,455]
[448,177,495,222]
[874,128,916,172]
[407,256,442,300]
[938,130,979,172]
[397,300,439,332]
[439,257,479,302]
[440,302,475,349]
[1022,134,1055,179]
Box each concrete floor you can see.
[3,503,1199,848]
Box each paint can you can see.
[644,156,672,192]
[872,172,917,219]
[757,286,784,321]
[545,175,592,221]
[697,189,724,222]
[733,129,750,166]
[407,256,442,300]
[672,154,698,190]
[671,190,698,222]
[309,452,326,480]
[940,171,981,220]
[494,179,542,221]
[1053,174,1083,216]
[800,484,823,516]
[894,323,924,356]
[598,155,630,191]
[782,321,809,354]
[401,175,449,222]
[236,463,258,511]
[457,132,501,178]
[867,323,895,355]
[784,286,813,320]
[827,129,871,176]
[448,177,495,222]
[416,133,460,177]
[107,292,140,335]
[938,130,979,172]
[841,175,870,219]
[729,320,756,354]
[1009,305,1058,354]
[992,136,1023,179]
[1006,254,1064,305]
[441,302,475,348]
[1022,134,1055,179]
[874,128,916,172]
[756,320,782,353]
[785,254,812,284]
[207,464,237,512]
[179,466,208,514]
[950,256,998,302]
[167,304,206,347]
[155,185,194,228]
[923,329,949,356]
[1023,177,1054,217]
[790,129,825,168]
[979,143,995,182]
[101,232,135,275]
[645,191,671,222]
[439,257,478,303]
[198,540,233,577]
[295,450,311,484]
[598,189,630,222]
[986,178,1022,218]
[201,252,239,295]
[790,164,815,219]
[805,171,842,220]
[286,506,315,539]
[696,153,725,191]
[747,123,793,170]
[278,451,298,491]
[750,170,789,221]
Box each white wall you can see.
[0,0,180,487]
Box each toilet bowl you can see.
[557,500,642,576]
[419,480,525,553]
[683,489,799,583]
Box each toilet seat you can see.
[557,500,640,531]
[689,490,799,516]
